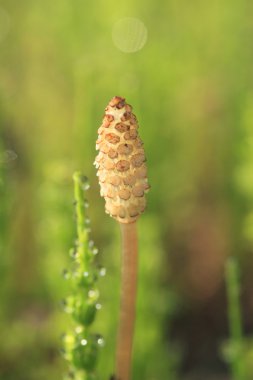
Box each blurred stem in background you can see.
[225,257,245,380]
[0,139,9,313]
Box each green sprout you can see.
[61,171,105,380]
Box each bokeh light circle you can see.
[112,17,148,53]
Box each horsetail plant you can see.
[95,96,150,380]
[62,171,105,380]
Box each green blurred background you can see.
[1,0,253,379]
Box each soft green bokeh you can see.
[1,1,253,379]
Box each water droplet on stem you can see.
[80,175,90,190]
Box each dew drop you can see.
[88,240,94,248]
[83,199,89,208]
[60,299,71,313]
[88,289,99,299]
[62,269,70,280]
[88,290,96,298]
[98,267,106,277]
[92,247,98,256]
[69,248,78,259]
[75,326,83,334]
[97,336,105,347]
[85,217,91,225]
[80,175,90,190]
[81,339,88,346]
[96,303,102,310]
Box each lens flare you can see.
[112,17,148,53]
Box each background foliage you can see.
[1,1,253,379]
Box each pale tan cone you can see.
[94,96,150,223]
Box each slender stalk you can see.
[73,172,89,271]
[116,222,138,380]
[225,257,245,380]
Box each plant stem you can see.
[73,172,89,271]
[116,222,138,380]
[225,257,245,380]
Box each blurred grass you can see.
[1,0,253,379]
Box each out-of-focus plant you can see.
[229,94,253,379]
[223,257,253,380]
[0,141,8,326]
[223,257,246,380]
[0,140,17,314]
[62,172,105,380]
[135,216,181,380]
